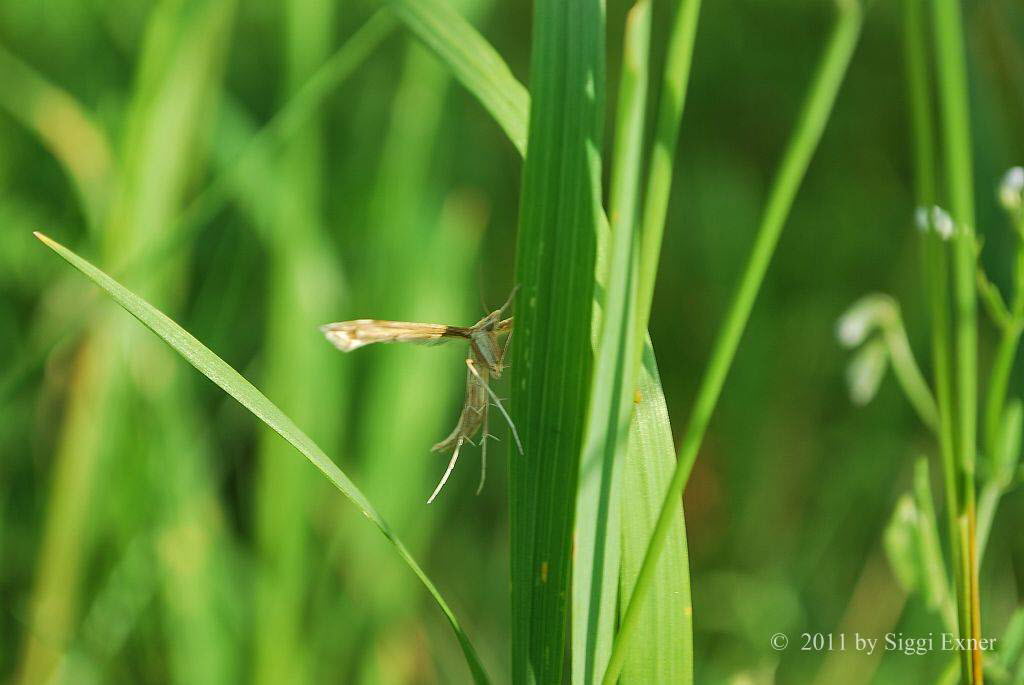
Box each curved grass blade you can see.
[386,0,529,155]
[33,232,490,685]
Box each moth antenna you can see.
[467,358,524,454]
[477,268,490,316]
[428,439,464,504]
[495,285,520,318]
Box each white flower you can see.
[999,166,1024,211]
[930,206,954,240]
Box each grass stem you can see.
[932,0,982,678]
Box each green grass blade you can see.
[603,3,865,682]
[33,232,491,685]
[619,342,691,683]
[511,0,604,679]
[386,0,529,154]
[573,3,649,683]
[636,0,702,330]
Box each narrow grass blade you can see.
[510,0,604,679]
[33,232,491,685]
[385,0,529,154]
[636,0,702,330]
[573,3,649,683]
[619,342,692,683]
[604,4,865,682]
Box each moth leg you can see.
[477,401,489,495]
[428,438,464,504]
[466,358,524,454]
[498,328,514,370]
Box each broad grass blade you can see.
[510,0,605,679]
[620,344,692,683]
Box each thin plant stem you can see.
[603,3,864,681]
[933,0,982,679]
[903,0,968,662]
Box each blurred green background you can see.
[1,0,1022,682]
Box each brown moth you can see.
[320,290,522,502]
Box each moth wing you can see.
[320,320,465,352]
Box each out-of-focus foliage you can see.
[1,0,1021,683]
